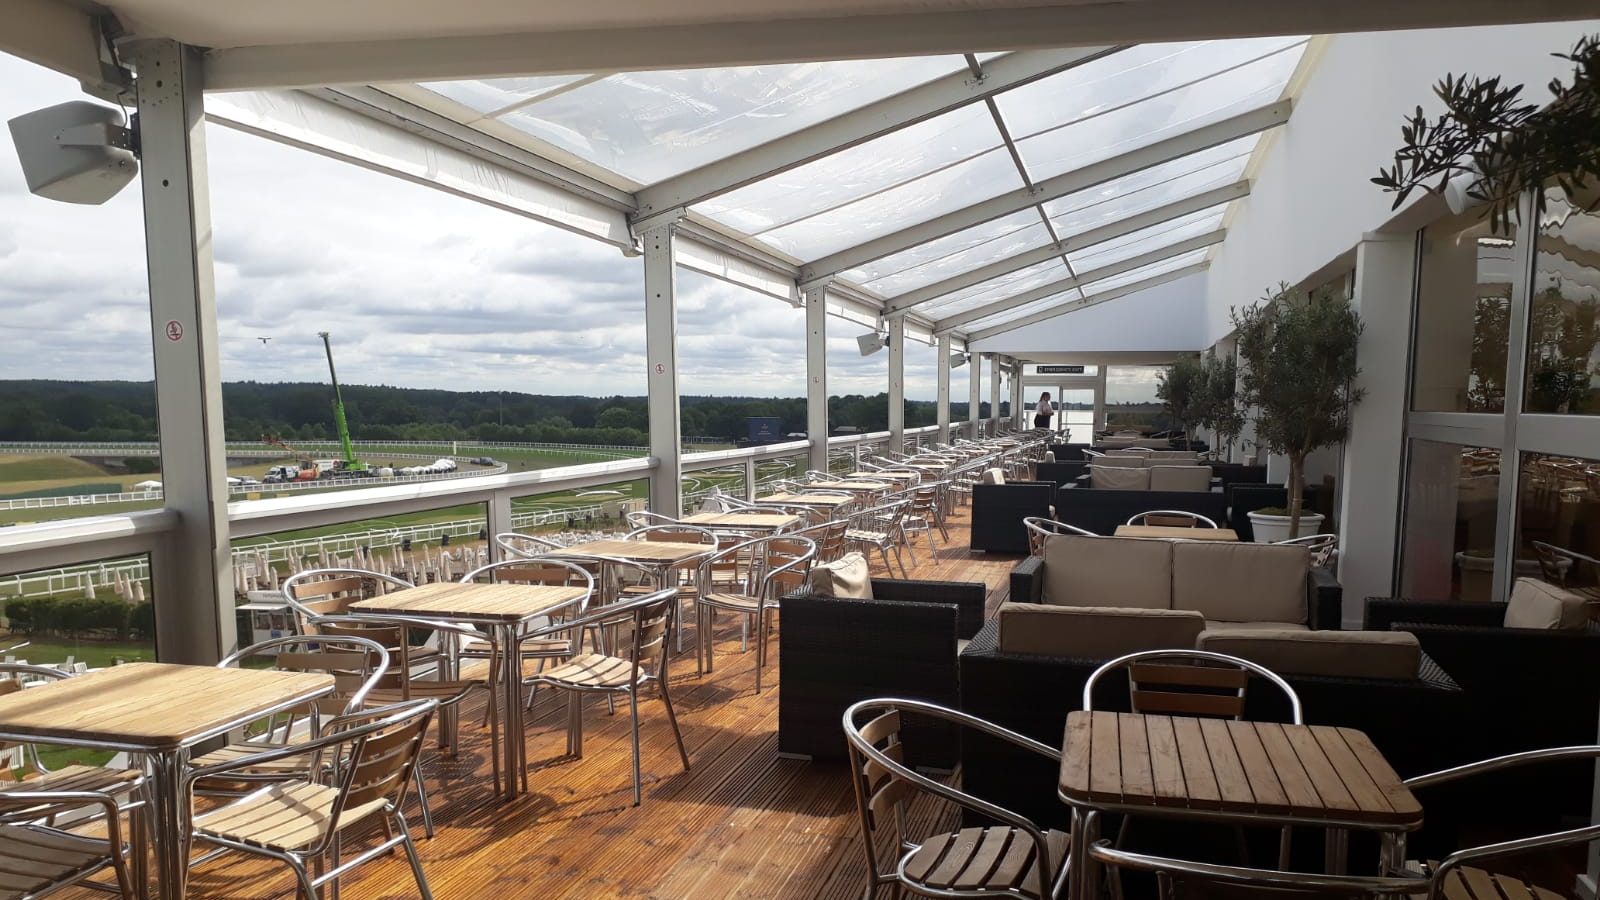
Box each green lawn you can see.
[0,455,105,481]
[0,636,156,668]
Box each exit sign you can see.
[1037,365,1085,374]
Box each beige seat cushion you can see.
[807,551,873,600]
[1171,542,1309,624]
[1504,577,1592,630]
[1095,455,1148,468]
[1090,466,1151,491]
[1148,465,1213,492]
[1200,620,1310,636]
[980,468,1007,485]
[1197,628,1421,681]
[999,603,1205,658]
[1042,535,1172,609]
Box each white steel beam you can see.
[887,181,1248,315]
[805,282,830,473]
[936,334,952,445]
[888,317,906,454]
[128,39,237,670]
[801,101,1289,282]
[933,230,1226,333]
[989,354,1002,436]
[201,0,1596,90]
[968,352,982,439]
[0,0,124,93]
[969,263,1209,341]
[641,216,685,518]
[632,47,1123,217]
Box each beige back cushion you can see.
[1098,455,1149,467]
[1504,578,1592,630]
[999,603,1205,658]
[1149,465,1213,492]
[1148,450,1200,462]
[1197,628,1421,680]
[806,551,874,600]
[1042,535,1173,609]
[1091,466,1151,491]
[980,468,1007,485]
[1107,448,1152,457]
[1171,542,1309,624]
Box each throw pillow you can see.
[1504,577,1592,630]
[807,551,874,600]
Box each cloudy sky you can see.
[0,51,1160,403]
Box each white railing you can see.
[0,439,645,458]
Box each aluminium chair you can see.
[1275,533,1339,568]
[494,532,564,558]
[1022,517,1095,557]
[457,558,595,713]
[696,535,816,692]
[0,788,137,899]
[1125,510,1219,529]
[844,698,1070,899]
[846,499,916,577]
[186,700,439,900]
[524,589,691,805]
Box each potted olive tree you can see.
[1234,285,1364,541]
[1155,356,1205,448]
[1197,354,1245,460]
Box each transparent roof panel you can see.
[961,286,1090,330]
[697,103,1003,234]
[1045,136,1254,237]
[918,257,1071,318]
[756,147,1026,259]
[1079,248,1211,294]
[419,74,595,115]
[962,249,1209,333]
[860,219,1052,297]
[1012,43,1304,182]
[994,37,1305,139]
[487,56,965,184]
[1068,208,1225,272]
[843,209,1042,288]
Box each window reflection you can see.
[1517,452,1600,599]
[1413,216,1518,413]
[1400,442,1501,601]
[1524,187,1600,414]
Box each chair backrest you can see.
[1087,842,1426,900]
[792,520,849,563]
[1083,649,1302,723]
[626,510,681,529]
[624,523,718,545]
[494,532,563,558]
[1127,510,1218,528]
[699,535,816,600]
[281,568,415,631]
[0,663,72,767]
[1022,517,1096,556]
[1276,533,1338,567]
[1148,465,1213,493]
[1096,455,1148,468]
[221,635,392,725]
[460,557,595,590]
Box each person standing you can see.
[1033,391,1054,430]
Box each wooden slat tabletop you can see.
[805,481,891,491]
[560,538,716,563]
[679,512,801,529]
[756,493,855,507]
[1058,711,1422,828]
[352,582,586,621]
[1114,526,1240,541]
[0,662,333,750]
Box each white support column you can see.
[968,353,982,439]
[1336,233,1418,627]
[130,40,235,665]
[1011,363,1025,430]
[936,334,952,445]
[989,354,1002,437]
[640,215,685,518]
[887,317,906,454]
[487,492,513,560]
[1093,367,1108,437]
[804,281,830,473]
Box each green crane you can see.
[318,331,366,472]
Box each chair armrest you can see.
[1010,555,1045,604]
[1307,567,1343,630]
[869,578,988,639]
[1364,597,1505,631]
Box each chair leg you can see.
[568,691,583,757]
[394,809,435,900]
[291,856,319,900]
[411,764,434,839]
[629,692,643,806]
[329,831,342,900]
[756,608,772,693]
[660,681,691,772]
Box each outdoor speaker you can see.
[857,332,888,356]
[8,101,138,205]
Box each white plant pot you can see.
[1246,511,1324,544]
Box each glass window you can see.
[1515,452,1600,598]
[1412,213,1519,413]
[1399,442,1502,601]
[486,57,965,184]
[1523,187,1600,414]
[512,480,647,538]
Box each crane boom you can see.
[318,331,365,471]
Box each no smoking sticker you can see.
[164,320,184,342]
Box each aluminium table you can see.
[0,662,335,899]
[1058,711,1422,900]
[679,511,802,532]
[352,582,585,800]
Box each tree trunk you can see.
[1287,454,1304,540]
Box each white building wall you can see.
[1204,21,1598,342]
[973,271,1209,355]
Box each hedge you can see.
[2,597,153,639]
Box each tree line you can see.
[0,380,997,446]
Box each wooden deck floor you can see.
[77,509,1024,899]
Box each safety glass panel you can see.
[1068,209,1225,272]
[756,148,1026,259]
[862,220,1053,297]
[1078,248,1211,293]
[696,103,1003,235]
[1045,138,1254,237]
[843,210,1042,287]
[994,37,1305,140]
[419,75,595,115]
[1012,45,1303,183]
[917,258,1071,318]
[489,57,965,184]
